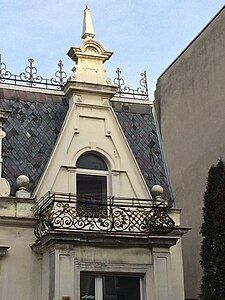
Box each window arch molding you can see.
[76,151,109,172]
[72,147,116,171]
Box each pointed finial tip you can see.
[82,4,95,39]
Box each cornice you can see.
[64,80,117,98]
[0,216,36,228]
[31,227,190,253]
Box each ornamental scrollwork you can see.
[113,67,149,100]
[0,54,67,90]
[33,193,175,239]
[50,60,67,87]
[20,58,43,86]
[0,54,12,81]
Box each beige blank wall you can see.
[154,7,225,299]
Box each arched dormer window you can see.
[76,153,107,171]
[76,153,108,216]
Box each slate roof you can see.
[112,101,172,203]
[0,88,68,194]
[0,87,173,203]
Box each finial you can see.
[15,175,31,198]
[151,185,168,206]
[82,6,95,39]
[151,185,164,200]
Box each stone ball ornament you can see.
[151,185,169,207]
[16,175,30,190]
[151,185,164,199]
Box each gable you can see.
[0,87,173,203]
[35,93,151,199]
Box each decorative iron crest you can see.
[0,54,67,90]
[113,68,149,100]
[51,60,67,86]
[20,58,43,86]
[0,54,148,100]
[0,54,12,80]
[33,192,175,239]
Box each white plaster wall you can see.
[42,252,50,300]
[170,239,185,300]
[0,226,41,300]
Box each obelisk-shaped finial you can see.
[82,6,95,39]
[67,6,114,86]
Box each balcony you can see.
[32,192,175,240]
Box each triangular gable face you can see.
[35,91,151,200]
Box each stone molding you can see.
[31,227,190,253]
[0,216,36,228]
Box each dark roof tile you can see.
[112,101,172,203]
[0,91,68,193]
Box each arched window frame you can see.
[75,152,111,205]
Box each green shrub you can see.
[200,160,225,299]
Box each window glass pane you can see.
[77,174,107,216]
[77,153,107,171]
[77,174,107,200]
[80,273,95,300]
[103,276,140,300]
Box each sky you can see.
[0,0,224,99]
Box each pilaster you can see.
[152,247,172,300]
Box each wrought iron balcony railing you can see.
[32,192,175,239]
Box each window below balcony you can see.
[80,273,141,300]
